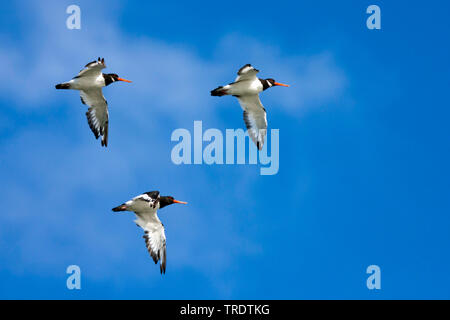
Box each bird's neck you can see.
[103,74,114,86]
[259,78,271,91]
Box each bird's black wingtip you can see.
[256,141,264,151]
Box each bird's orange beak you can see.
[117,77,132,83]
[173,199,188,204]
[274,81,289,87]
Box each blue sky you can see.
[1,0,450,299]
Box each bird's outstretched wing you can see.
[142,221,167,274]
[74,57,106,79]
[237,95,268,150]
[133,191,160,205]
[235,64,260,82]
[80,89,109,147]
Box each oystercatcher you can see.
[211,64,289,150]
[112,191,187,274]
[55,57,132,147]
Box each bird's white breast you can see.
[228,78,263,96]
[70,74,105,90]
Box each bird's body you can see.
[112,191,187,274]
[219,77,264,97]
[55,58,131,147]
[211,64,289,150]
[67,74,106,90]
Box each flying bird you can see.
[55,57,132,147]
[211,64,289,150]
[112,191,187,274]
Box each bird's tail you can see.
[112,204,128,212]
[55,83,71,89]
[210,86,229,96]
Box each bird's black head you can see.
[261,78,290,91]
[159,196,188,209]
[103,73,132,86]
